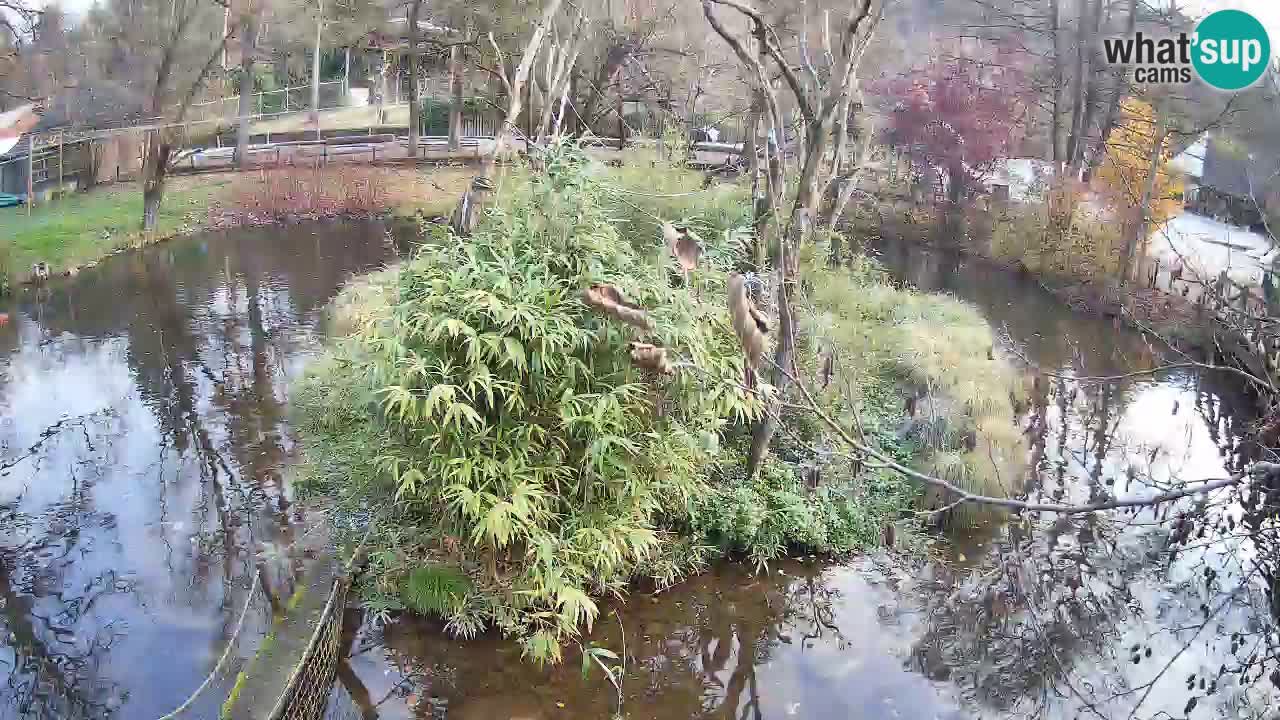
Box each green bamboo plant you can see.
[300,144,758,662]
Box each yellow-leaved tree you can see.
[1094,98,1185,275]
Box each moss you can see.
[220,670,248,719]
[219,630,277,719]
[285,586,307,613]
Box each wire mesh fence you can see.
[266,576,351,720]
[187,81,351,123]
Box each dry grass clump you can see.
[210,166,474,226]
[806,258,1027,526]
[219,166,397,221]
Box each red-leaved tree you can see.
[877,46,1032,203]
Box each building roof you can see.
[1200,135,1254,198]
[1170,134,1206,178]
[0,105,39,156]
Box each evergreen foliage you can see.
[296,144,762,661]
[294,143,1027,662]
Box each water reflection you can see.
[0,222,405,719]
[351,241,1279,720]
[348,560,962,720]
[875,242,1279,719]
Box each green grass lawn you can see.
[0,176,230,286]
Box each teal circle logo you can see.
[1192,9,1270,91]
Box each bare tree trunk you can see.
[1049,0,1063,169]
[1071,0,1104,176]
[1065,0,1088,171]
[450,0,565,236]
[563,72,579,136]
[448,38,464,151]
[538,11,585,141]
[582,42,636,132]
[235,11,258,171]
[824,119,878,230]
[406,0,422,161]
[1122,100,1166,284]
[746,209,804,478]
[310,0,324,141]
[700,0,878,477]
[1084,0,1136,180]
[141,11,230,230]
[745,93,764,266]
[142,136,171,231]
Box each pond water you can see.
[1,227,1276,720]
[0,221,412,719]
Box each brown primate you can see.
[663,223,704,272]
[627,341,675,375]
[820,347,836,388]
[582,283,653,331]
[727,273,769,388]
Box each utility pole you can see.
[311,0,324,141]
[26,135,33,216]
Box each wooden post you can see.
[311,0,324,141]
[26,135,34,215]
[525,74,532,153]
[617,95,624,151]
[57,132,64,195]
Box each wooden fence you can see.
[1142,254,1280,386]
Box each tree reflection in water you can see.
[863,237,1280,719]
[0,222,406,719]
[368,559,962,720]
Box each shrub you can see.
[294,143,758,662]
[216,167,399,224]
[989,198,1126,282]
[691,455,914,569]
[602,153,753,267]
[296,141,1025,664]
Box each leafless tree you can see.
[448,0,566,236]
[235,1,262,170]
[701,0,882,477]
[139,0,236,231]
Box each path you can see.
[224,524,340,720]
[178,136,494,173]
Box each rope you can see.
[265,575,348,720]
[264,518,380,720]
[150,511,346,719]
[154,570,261,720]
